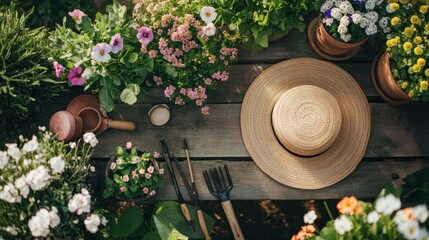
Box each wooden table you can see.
[34,29,429,202]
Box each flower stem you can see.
[324,201,334,220]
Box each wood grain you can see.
[92,159,429,200]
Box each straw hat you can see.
[241,58,370,189]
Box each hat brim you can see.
[240,58,371,189]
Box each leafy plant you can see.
[50,1,154,112]
[0,3,64,146]
[401,167,429,207]
[103,142,164,200]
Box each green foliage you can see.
[99,206,148,239]
[401,167,429,207]
[0,3,64,146]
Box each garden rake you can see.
[203,164,245,240]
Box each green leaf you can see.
[99,87,115,112]
[80,16,92,33]
[128,52,139,63]
[164,64,178,78]
[116,206,144,237]
[254,33,269,48]
[128,84,140,95]
[143,231,162,240]
[120,89,137,105]
[102,187,114,199]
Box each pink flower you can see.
[122,175,129,182]
[150,190,156,196]
[143,188,149,194]
[134,156,141,163]
[53,62,65,78]
[205,78,212,85]
[110,34,123,54]
[153,151,160,158]
[145,173,152,179]
[120,186,126,192]
[110,162,117,170]
[148,50,157,58]
[147,166,155,174]
[132,173,139,179]
[139,168,145,174]
[164,85,176,98]
[201,106,210,115]
[202,23,216,36]
[137,27,154,45]
[126,142,132,149]
[159,168,164,174]
[68,9,84,24]
[67,66,86,86]
[196,100,203,106]
[116,158,122,165]
[92,43,112,62]
[175,97,185,105]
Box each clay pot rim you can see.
[318,17,368,48]
[77,106,103,133]
[379,52,412,100]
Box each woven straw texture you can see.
[241,58,371,189]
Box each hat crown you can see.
[272,85,342,156]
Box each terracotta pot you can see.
[49,111,83,142]
[373,52,411,104]
[308,17,367,60]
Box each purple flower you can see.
[67,66,85,86]
[137,27,154,45]
[109,33,123,54]
[324,8,332,18]
[53,61,65,78]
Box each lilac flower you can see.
[67,66,85,86]
[137,27,154,45]
[53,61,65,78]
[324,8,332,18]
[68,9,84,24]
[91,43,112,62]
[109,34,123,54]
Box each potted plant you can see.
[372,0,428,104]
[49,1,154,112]
[0,129,106,238]
[102,142,164,202]
[308,0,385,60]
[133,0,238,115]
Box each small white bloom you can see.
[365,22,378,36]
[85,214,101,233]
[364,11,379,23]
[0,183,21,203]
[49,208,60,228]
[341,33,352,42]
[323,17,334,27]
[101,216,108,226]
[367,211,381,223]
[49,156,65,174]
[203,23,216,36]
[339,1,353,14]
[378,17,389,28]
[83,132,98,147]
[365,0,376,10]
[398,220,420,239]
[386,4,394,13]
[334,215,353,235]
[69,142,77,149]
[91,43,112,63]
[360,18,370,28]
[25,166,51,191]
[351,13,362,24]
[68,188,91,215]
[200,6,217,24]
[375,194,401,216]
[90,166,95,172]
[6,144,21,160]
[0,151,8,169]
[417,228,429,240]
[22,136,39,153]
[331,7,342,20]
[304,210,317,224]
[4,226,18,236]
[340,15,350,26]
[337,24,348,35]
[14,176,30,198]
[28,208,51,237]
[414,205,429,223]
[383,27,391,33]
[320,1,334,13]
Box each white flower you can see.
[364,11,379,23]
[340,15,350,26]
[375,194,401,216]
[28,208,51,237]
[378,17,389,28]
[337,24,348,35]
[367,211,381,224]
[386,4,394,13]
[417,228,429,240]
[91,43,112,63]
[49,207,60,228]
[90,166,95,172]
[69,142,77,149]
[339,1,353,14]
[365,0,376,10]
[304,210,317,224]
[414,205,429,223]
[340,33,352,42]
[376,0,384,5]
[4,226,18,236]
[101,216,108,226]
[84,214,101,233]
[323,17,334,27]
[22,136,39,153]
[203,23,216,36]
[320,1,334,13]
[0,183,21,203]
[25,166,51,191]
[200,6,217,24]
[365,22,378,36]
[334,215,353,235]
[360,18,370,28]
[398,220,420,239]
[83,132,98,147]
[49,156,65,174]
[14,176,30,198]
[68,188,91,215]
[331,7,342,20]
[351,13,362,24]
[383,27,391,34]
[0,151,8,169]
[6,144,21,160]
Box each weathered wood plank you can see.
[93,159,429,200]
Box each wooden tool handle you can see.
[180,203,192,222]
[221,200,245,240]
[108,120,136,131]
[197,210,211,240]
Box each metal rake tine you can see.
[224,164,233,189]
[210,168,221,193]
[218,166,227,191]
[213,167,225,192]
[203,170,215,194]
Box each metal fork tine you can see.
[213,167,224,192]
[218,166,227,190]
[203,170,215,194]
[224,164,233,188]
[210,168,220,193]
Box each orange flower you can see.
[301,224,316,233]
[337,196,363,215]
[291,225,316,240]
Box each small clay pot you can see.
[308,17,367,60]
[372,52,411,104]
[49,111,83,142]
[77,106,102,133]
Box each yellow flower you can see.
[411,15,421,25]
[417,58,426,66]
[387,47,392,51]
[420,80,428,90]
[395,36,400,40]
[391,38,398,46]
[399,0,408,3]
[426,24,429,31]
[420,5,428,13]
[402,81,408,89]
[404,27,414,38]
[390,2,400,11]
[426,69,429,77]
[413,64,422,72]
[403,42,413,51]
[414,47,423,55]
[408,89,415,97]
[414,36,422,44]
[391,17,400,26]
